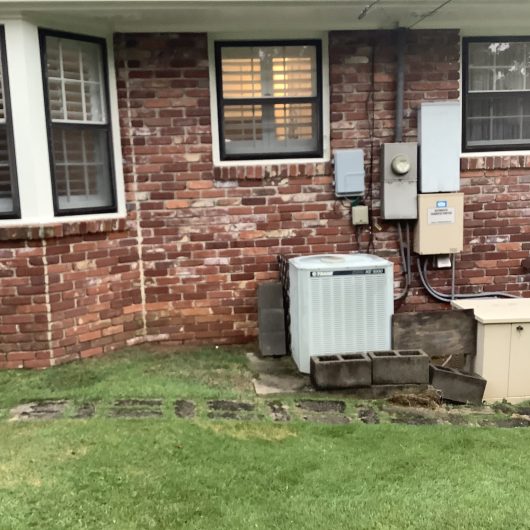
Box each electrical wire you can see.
[394,222,410,301]
[363,43,376,255]
[408,0,455,29]
[417,256,518,302]
[358,0,382,20]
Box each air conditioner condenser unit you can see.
[289,253,394,374]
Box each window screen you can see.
[0,27,19,219]
[464,39,530,150]
[42,31,115,214]
[215,41,322,160]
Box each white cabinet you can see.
[452,299,530,403]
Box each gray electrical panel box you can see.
[418,101,461,193]
[334,149,365,196]
[381,142,418,220]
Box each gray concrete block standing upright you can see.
[258,282,287,357]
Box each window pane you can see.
[469,43,495,67]
[469,41,529,92]
[469,69,493,91]
[52,126,113,211]
[0,127,14,214]
[48,79,64,120]
[221,44,317,99]
[221,48,262,98]
[467,93,530,146]
[224,104,263,143]
[84,83,104,122]
[0,32,16,217]
[272,46,316,97]
[492,117,520,140]
[46,36,106,123]
[0,54,5,123]
[65,81,84,120]
[495,42,525,67]
[274,102,315,140]
[496,67,524,91]
[468,118,490,144]
[223,101,318,156]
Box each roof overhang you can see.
[0,0,528,35]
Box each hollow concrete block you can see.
[310,353,372,390]
[369,349,429,385]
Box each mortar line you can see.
[123,40,147,337]
[41,238,54,365]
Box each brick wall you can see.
[1,28,529,369]
[0,221,143,368]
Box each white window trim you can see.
[0,18,125,227]
[208,31,330,167]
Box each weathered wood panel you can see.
[392,310,477,365]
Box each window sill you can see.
[0,215,127,241]
[462,150,530,158]
[213,160,332,181]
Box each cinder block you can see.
[429,364,486,405]
[369,349,429,385]
[258,282,286,357]
[310,353,372,390]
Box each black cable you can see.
[363,43,377,255]
[409,0,455,29]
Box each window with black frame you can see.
[41,30,116,215]
[0,27,19,219]
[215,40,323,160]
[464,37,530,151]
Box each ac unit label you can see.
[310,269,385,277]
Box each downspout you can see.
[395,27,407,142]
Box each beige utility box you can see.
[414,193,464,255]
[452,299,530,403]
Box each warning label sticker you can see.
[428,207,455,225]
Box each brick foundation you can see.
[1,29,529,369]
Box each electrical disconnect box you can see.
[380,142,418,220]
[414,193,464,255]
[418,101,461,193]
[334,149,365,196]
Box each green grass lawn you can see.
[2,346,530,529]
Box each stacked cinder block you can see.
[311,349,429,390]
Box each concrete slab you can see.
[174,399,196,418]
[268,401,291,422]
[9,400,69,421]
[248,351,310,395]
[207,399,256,420]
[109,398,163,418]
[253,374,309,395]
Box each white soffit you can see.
[0,0,529,34]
